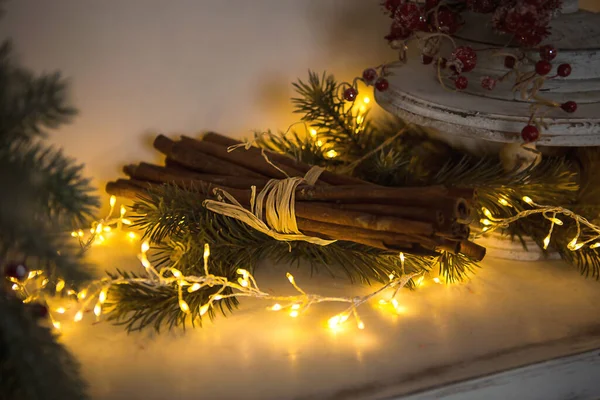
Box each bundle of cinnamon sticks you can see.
[106,132,486,261]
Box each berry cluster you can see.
[343,67,390,102]
[379,0,579,143]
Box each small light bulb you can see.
[171,269,182,278]
[41,278,49,287]
[391,298,399,309]
[103,226,111,232]
[74,311,83,322]
[53,321,61,330]
[141,241,150,253]
[433,277,441,284]
[498,198,510,206]
[128,232,136,239]
[238,278,249,287]
[326,149,337,158]
[94,303,102,317]
[388,273,395,281]
[121,218,132,225]
[522,196,534,205]
[271,303,282,311]
[310,129,317,137]
[316,140,323,147]
[199,304,210,316]
[291,304,300,310]
[212,295,222,301]
[363,97,370,104]
[140,255,151,269]
[547,217,563,226]
[236,268,249,277]
[99,289,108,304]
[480,219,493,226]
[357,321,365,330]
[359,105,366,112]
[110,195,116,207]
[289,310,299,318]
[286,273,295,284]
[188,283,201,293]
[11,284,19,291]
[179,299,190,313]
[482,208,493,219]
[67,289,77,296]
[55,307,66,314]
[357,115,364,124]
[77,289,87,300]
[120,205,126,217]
[95,223,103,234]
[590,243,600,249]
[78,230,84,237]
[568,237,578,250]
[378,299,387,305]
[328,315,341,329]
[204,243,210,260]
[543,235,551,250]
[71,231,78,237]
[416,276,425,286]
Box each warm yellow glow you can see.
[213,295,223,301]
[289,310,299,318]
[94,303,102,317]
[77,289,87,300]
[310,129,317,137]
[388,273,395,280]
[316,140,323,147]
[188,283,201,293]
[326,149,338,159]
[67,289,77,296]
[128,232,136,239]
[328,315,342,329]
[121,218,132,225]
[238,278,249,287]
[71,231,78,237]
[97,234,105,243]
[99,289,108,304]
[359,105,366,113]
[95,223,103,234]
[416,276,425,287]
[522,196,534,205]
[41,278,49,287]
[391,298,399,309]
[141,240,150,253]
[547,217,563,225]
[286,273,295,284]
[140,255,151,269]
[236,268,249,277]
[591,243,600,249]
[103,226,112,232]
[363,96,370,104]
[543,235,551,250]
[120,205,127,217]
[480,219,493,226]
[498,198,510,206]
[171,269,183,279]
[357,321,365,330]
[53,321,61,330]
[378,299,387,305]
[204,243,210,260]
[110,195,117,208]
[55,307,66,314]
[78,230,84,237]
[568,237,584,251]
[27,270,42,280]
[199,304,210,316]
[291,304,300,310]
[74,311,83,322]
[357,115,364,124]
[271,303,282,311]
[11,284,19,291]
[482,208,493,219]
[433,277,441,284]
[179,299,190,313]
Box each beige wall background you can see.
[1,0,598,204]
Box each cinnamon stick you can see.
[200,132,374,186]
[179,135,308,180]
[153,135,266,178]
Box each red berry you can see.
[504,56,516,69]
[557,63,572,77]
[422,54,434,65]
[451,46,477,73]
[535,60,552,75]
[4,262,28,281]
[343,87,358,101]
[561,101,577,113]
[385,22,411,41]
[362,68,378,83]
[481,76,497,90]
[435,8,461,34]
[521,125,540,142]
[516,29,546,46]
[539,45,557,61]
[396,3,422,31]
[455,76,468,90]
[467,0,497,13]
[375,78,389,92]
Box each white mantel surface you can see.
[57,234,600,400]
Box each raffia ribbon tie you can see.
[203,166,336,246]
